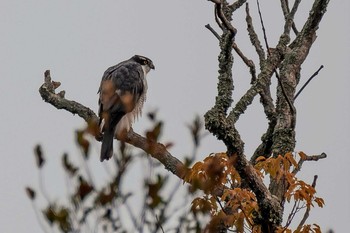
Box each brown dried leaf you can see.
[146,121,163,142]
[76,130,90,158]
[314,197,325,208]
[285,152,298,168]
[298,151,307,160]
[76,176,94,201]
[25,187,36,200]
[34,144,45,168]
[62,153,78,177]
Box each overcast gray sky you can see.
[1,0,349,232]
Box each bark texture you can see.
[204,0,330,231]
[39,1,330,232]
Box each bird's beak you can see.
[150,63,155,70]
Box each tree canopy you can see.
[28,1,331,232]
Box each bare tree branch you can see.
[232,42,257,83]
[39,71,98,124]
[256,0,269,52]
[211,0,237,36]
[290,0,330,52]
[243,3,278,124]
[214,4,224,31]
[293,152,327,175]
[280,0,299,35]
[245,3,265,62]
[294,65,324,100]
[283,0,302,36]
[205,23,221,40]
[39,71,189,181]
[256,0,296,116]
[268,0,330,205]
[229,0,247,11]
[284,199,300,230]
[272,0,330,144]
[228,52,279,123]
[205,23,257,82]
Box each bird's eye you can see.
[144,60,149,65]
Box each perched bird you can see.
[98,55,155,162]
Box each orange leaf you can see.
[298,151,307,160]
[285,172,295,185]
[235,212,244,233]
[252,225,262,233]
[314,197,325,208]
[313,224,321,233]
[255,156,266,163]
[283,156,291,172]
[191,162,204,175]
[298,189,309,202]
[285,152,298,168]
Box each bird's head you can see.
[132,55,155,74]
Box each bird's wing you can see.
[98,61,124,118]
[98,61,145,131]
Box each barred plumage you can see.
[98,55,155,162]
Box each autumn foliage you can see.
[182,151,325,232]
[31,0,331,232]
[27,116,325,232]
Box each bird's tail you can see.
[100,125,115,162]
[100,112,125,162]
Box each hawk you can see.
[98,55,155,162]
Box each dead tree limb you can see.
[39,70,188,180]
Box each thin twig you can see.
[294,65,324,100]
[212,0,237,36]
[155,215,165,233]
[256,0,295,115]
[292,152,327,175]
[281,0,299,35]
[289,0,331,50]
[233,42,257,83]
[284,200,299,229]
[123,196,140,230]
[239,203,254,227]
[79,153,95,187]
[216,196,226,213]
[214,4,224,30]
[205,24,220,40]
[205,23,257,82]
[256,0,269,52]
[282,0,301,36]
[39,170,51,203]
